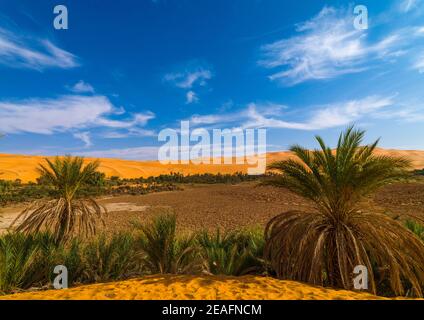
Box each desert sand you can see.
[1,148,424,183]
[0,275,390,300]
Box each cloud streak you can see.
[164,68,212,89]
[69,80,95,94]
[0,95,155,138]
[0,27,79,70]
[186,90,198,104]
[164,63,213,104]
[73,131,92,148]
[259,6,411,85]
[400,0,420,12]
[189,96,396,131]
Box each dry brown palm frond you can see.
[10,155,107,243]
[11,198,106,243]
[264,210,424,296]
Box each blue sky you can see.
[0,0,424,159]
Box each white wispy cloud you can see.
[69,80,95,93]
[164,68,212,89]
[73,131,92,148]
[243,96,395,130]
[400,0,420,13]
[0,27,79,70]
[189,96,395,131]
[190,103,286,126]
[164,63,213,103]
[186,90,199,104]
[77,146,160,160]
[259,6,408,85]
[102,128,157,139]
[0,95,155,141]
[413,54,424,72]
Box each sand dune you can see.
[0,275,392,300]
[1,148,423,183]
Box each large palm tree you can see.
[12,156,106,243]
[264,126,424,297]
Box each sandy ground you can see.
[1,148,424,182]
[0,275,390,300]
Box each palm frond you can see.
[11,156,106,243]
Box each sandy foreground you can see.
[0,275,393,300]
[1,148,424,183]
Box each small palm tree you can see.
[264,126,424,297]
[12,156,106,243]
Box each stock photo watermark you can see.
[53,5,68,30]
[353,265,369,290]
[53,265,68,289]
[354,4,368,30]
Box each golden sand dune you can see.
[0,275,390,300]
[1,148,424,183]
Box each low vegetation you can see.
[134,214,199,274]
[405,220,424,241]
[413,168,424,176]
[3,211,420,296]
[0,214,266,295]
[0,173,264,206]
[128,172,262,185]
[197,228,265,276]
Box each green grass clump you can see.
[0,232,67,293]
[134,214,200,274]
[196,227,265,276]
[405,220,424,241]
[82,233,140,282]
[0,231,139,294]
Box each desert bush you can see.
[196,227,265,276]
[135,214,199,274]
[405,220,424,241]
[123,172,263,185]
[109,182,181,196]
[82,233,140,283]
[263,126,424,297]
[0,181,52,205]
[0,232,63,293]
[11,156,107,243]
[0,231,140,294]
[413,168,424,176]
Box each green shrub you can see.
[82,233,140,282]
[129,172,263,185]
[0,232,59,293]
[413,168,424,176]
[196,227,265,276]
[135,214,199,274]
[405,220,424,241]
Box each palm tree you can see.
[11,156,106,243]
[264,126,424,297]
